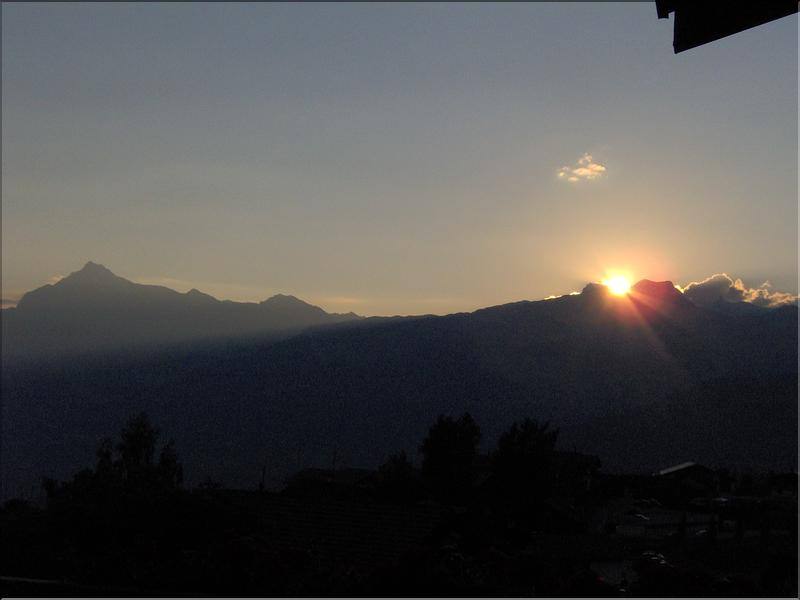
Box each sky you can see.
[2,3,797,316]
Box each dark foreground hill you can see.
[2,278,796,499]
[1,261,362,361]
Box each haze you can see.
[2,3,797,316]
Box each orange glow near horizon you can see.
[602,274,632,296]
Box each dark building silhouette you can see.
[656,1,798,53]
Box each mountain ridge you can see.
[16,261,352,311]
[5,262,795,362]
[1,263,796,499]
[3,261,364,360]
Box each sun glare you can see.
[602,275,631,296]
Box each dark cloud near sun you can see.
[681,273,798,308]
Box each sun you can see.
[602,275,631,296]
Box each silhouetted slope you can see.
[2,262,361,360]
[1,279,796,499]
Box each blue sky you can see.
[2,3,797,315]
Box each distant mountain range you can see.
[1,264,796,500]
[2,262,362,361]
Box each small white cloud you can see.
[558,153,607,183]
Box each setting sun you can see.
[602,275,632,296]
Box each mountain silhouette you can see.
[2,262,362,360]
[2,272,795,500]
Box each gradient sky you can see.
[2,3,797,315]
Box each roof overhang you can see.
[656,1,798,53]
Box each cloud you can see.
[544,291,581,300]
[557,153,607,183]
[681,273,798,308]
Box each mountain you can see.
[1,262,362,361]
[2,275,795,500]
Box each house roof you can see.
[656,1,798,54]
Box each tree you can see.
[158,439,184,489]
[491,418,559,506]
[420,413,480,503]
[377,451,417,503]
[44,412,183,502]
[35,413,187,589]
[95,437,115,478]
[117,412,159,483]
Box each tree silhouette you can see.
[44,412,182,502]
[491,418,559,508]
[32,413,195,590]
[377,451,417,503]
[158,439,184,489]
[117,412,159,483]
[420,413,480,503]
[95,437,115,478]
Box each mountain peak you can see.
[79,260,113,274]
[630,279,684,302]
[64,261,119,284]
[259,294,330,319]
[184,288,218,303]
[577,279,692,315]
[261,293,307,306]
[580,282,612,299]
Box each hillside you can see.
[2,277,795,499]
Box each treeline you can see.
[2,411,796,596]
[374,413,585,511]
[40,410,586,509]
[0,411,589,593]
